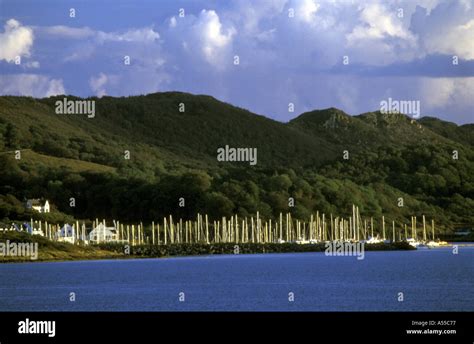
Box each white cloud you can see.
[410,1,474,60]
[196,10,236,65]
[36,24,159,43]
[424,19,474,60]
[255,28,277,43]
[63,45,95,62]
[97,27,160,43]
[295,0,320,23]
[46,78,65,96]
[348,4,411,41]
[89,73,109,97]
[169,17,177,28]
[0,74,65,97]
[420,77,474,110]
[229,0,286,34]
[0,19,34,62]
[345,3,417,65]
[35,25,95,39]
[167,9,236,67]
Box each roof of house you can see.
[59,224,74,237]
[90,223,117,233]
[26,199,49,205]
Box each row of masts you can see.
[8,205,437,246]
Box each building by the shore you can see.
[88,223,118,244]
[25,199,50,213]
[57,224,76,244]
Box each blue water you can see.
[0,247,473,311]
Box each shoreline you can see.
[0,240,417,264]
[3,232,469,264]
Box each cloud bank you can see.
[0,0,472,123]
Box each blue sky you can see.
[0,0,473,123]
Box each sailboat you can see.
[426,240,440,248]
[365,235,384,244]
[406,238,423,248]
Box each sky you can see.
[0,0,473,124]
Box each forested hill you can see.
[0,92,472,231]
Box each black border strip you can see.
[0,312,472,343]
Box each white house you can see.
[57,224,76,244]
[88,223,118,244]
[26,199,50,213]
[24,222,44,236]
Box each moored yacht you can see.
[426,240,440,248]
[365,236,384,244]
[406,238,422,248]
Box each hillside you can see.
[0,93,472,231]
[289,108,470,151]
[0,149,116,174]
[418,117,474,147]
[0,93,336,169]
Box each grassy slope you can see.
[0,231,121,263]
[3,149,116,174]
[0,96,207,174]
